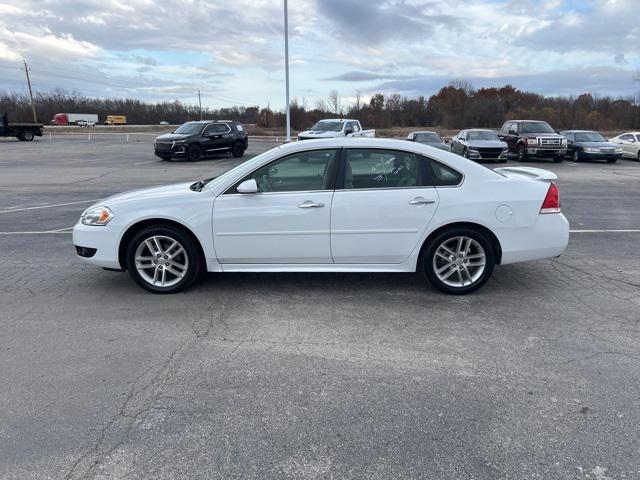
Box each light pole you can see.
[284,0,291,142]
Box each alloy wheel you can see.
[432,236,486,288]
[134,235,189,287]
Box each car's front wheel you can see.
[125,225,202,293]
[572,150,581,162]
[187,144,202,162]
[420,227,496,294]
[517,144,527,162]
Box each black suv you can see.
[154,120,248,161]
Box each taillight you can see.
[540,182,560,214]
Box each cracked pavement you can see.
[0,137,639,479]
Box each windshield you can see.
[310,120,343,132]
[173,122,204,135]
[520,122,555,134]
[574,132,606,142]
[414,133,441,143]
[467,130,499,141]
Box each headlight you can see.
[561,138,567,145]
[526,138,537,145]
[81,206,114,226]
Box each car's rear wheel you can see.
[125,225,202,293]
[420,227,496,294]
[22,131,34,141]
[232,141,245,158]
[188,144,202,162]
[517,144,527,162]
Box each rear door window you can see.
[342,149,425,189]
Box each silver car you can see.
[451,129,508,163]
[609,132,640,161]
[406,131,450,151]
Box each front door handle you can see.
[409,197,436,205]
[298,201,325,209]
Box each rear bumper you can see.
[72,223,121,269]
[499,213,569,265]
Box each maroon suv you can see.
[499,120,567,162]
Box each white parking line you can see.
[0,227,73,235]
[134,160,154,165]
[0,199,100,214]
[570,229,640,233]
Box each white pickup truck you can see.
[297,119,375,141]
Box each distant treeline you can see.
[2,84,640,131]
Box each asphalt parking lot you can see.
[1,136,639,480]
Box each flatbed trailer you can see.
[0,114,44,141]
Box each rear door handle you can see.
[409,197,436,205]
[298,201,324,209]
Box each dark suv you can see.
[499,120,567,162]
[154,120,248,161]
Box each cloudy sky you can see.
[0,0,638,109]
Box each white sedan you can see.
[73,138,569,294]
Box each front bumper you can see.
[154,145,187,159]
[579,151,623,160]
[72,223,121,269]
[526,148,567,157]
[467,149,508,160]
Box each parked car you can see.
[297,119,375,140]
[450,129,508,162]
[499,120,567,162]
[406,131,450,151]
[76,120,96,127]
[73,138,569,295]
[0,112,43,141]
[560,130,622,163]
[609,132,640,161]
[153,120,248,161]
[159,121,170,126]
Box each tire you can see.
[606,158,617,164]
[637,151,640,162]
[16,133,25,141]
[517,144,527,162]
[463,148,469,159]
[496,158,507,163]
[420,227,496,295]
[572,150,580,162]
[187,144,202,162]
[125,225,203,294]
[553,155,563,163]
[22,131,34,141]
[231,141,245,158]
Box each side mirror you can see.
[237,179,258,194]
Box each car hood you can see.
[520,132,563,139]
[96,182,196,210]
[155,133,192,142]
[575,141,618,148]
[419,141,450,151]
[467,140,507,148]
[298,130,339,138]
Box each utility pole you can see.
[198,89,202,120]
[23,59,37,123]
[284,0,291,142]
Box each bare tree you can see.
[328,90,341,116]
[353,90,362,112]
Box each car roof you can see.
[560,130,598,133]
[509,120,548,123]
[465,128,497,132]
[410,130,439,134]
